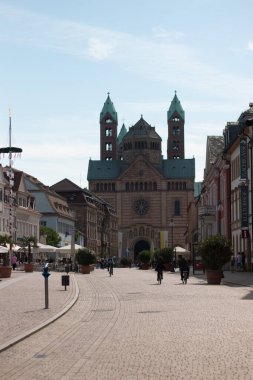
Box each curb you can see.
[0,274,79,353]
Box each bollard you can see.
[42,263,51,309]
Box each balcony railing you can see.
[198,205,216,217]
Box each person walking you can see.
[230,255,235,273]
[11,254,17,270]
[236,252,242,272]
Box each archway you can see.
[134,240,150,261]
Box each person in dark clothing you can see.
[179,257,189,281]
[155,257,164,282]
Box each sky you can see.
[0,0,253,188]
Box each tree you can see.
[40,226,61,247]
[0,234,12,266]
[20,236,37,264]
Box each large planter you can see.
[206,269,222,285]
[80,265,91,274]
[0,266,12,278]
[24,263,34,272]
[141,263,150,270]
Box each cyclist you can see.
[155,257,164,283]
[178,256,189,282]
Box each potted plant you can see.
[20,236,38,272]
[120,257,131,268]
[0,234,12,278]
[198,234,232,284]
[137,250,152,270]
[154,248,174,271]
[75,248,96,274]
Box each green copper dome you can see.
[167,92,185,120]
[100,93,118,123]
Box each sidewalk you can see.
[0,268,253,353]
[0,270,79,352]
[193,268,253,287]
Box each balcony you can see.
[198,205,216,217]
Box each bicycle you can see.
[182,270,188,284]
[157,270,163,284]
[109,266,113,277]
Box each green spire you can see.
[167,91,185,120]
[100,93,118,123]
[117,123,127,144]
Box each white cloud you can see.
[88,37,115,60]
[247,41,253,50]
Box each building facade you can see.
[51,178,118,257]
[88,93,195,260]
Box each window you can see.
[105,143,112,151]
[105,128,112,136]
[174,200,180,216]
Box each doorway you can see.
[134,240,150,261]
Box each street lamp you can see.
[169,218,175,264]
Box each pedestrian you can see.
[241,252,246,271]
[11,254,17,270]
[230,255,235,273]
[236,252,242,271]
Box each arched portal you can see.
[134,240,150,261]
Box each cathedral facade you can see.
[87,93,195,260]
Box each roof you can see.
[161,158,195,179]
[100,94,118,123]
[206,136,224,165]
[87,160,128,180]
[117,123,127,144]
[167,92,185,121]
[124,116,161,140]
[88,157,195,180]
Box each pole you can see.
[42,263,50,309]
[45,277,49,309]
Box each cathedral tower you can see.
[100,93,118,160]
[167,92,185,159]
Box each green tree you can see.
[0,234,12,266]
[40,226,61,247]
[20,236,37,264]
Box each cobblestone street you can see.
[0,268,253,379]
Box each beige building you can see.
[88,93,195,260]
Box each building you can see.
[51,178,118,257]
[21,171,76,247]
[0,165,41,244]
[88,93,195,260]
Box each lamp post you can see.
[169,218,175,264]
[0,112,22,269]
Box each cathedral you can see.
[87,93,195,260]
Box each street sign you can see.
[241,228,250,238]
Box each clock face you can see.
[134,199,149,215]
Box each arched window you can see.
[105,128,112,136]
[174,200,180,215]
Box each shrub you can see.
[137,250,152,264]
[154,248,173,263]
[75,248,96,266]
[198,235,232,270]
[120,257,131,266]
